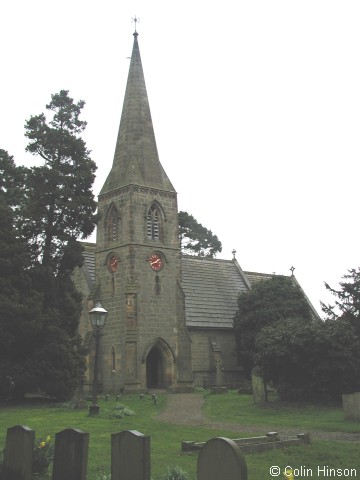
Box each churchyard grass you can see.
[0,393,359,479]
[204,389,360,433]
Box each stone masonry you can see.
[76,30,320,395]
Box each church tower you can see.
[94,29,193,392]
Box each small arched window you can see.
[107,205,119,243]
[111,346,116,372]
[155,274,161,295]
[147,204,161,241]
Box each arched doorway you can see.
[146,346,164,388]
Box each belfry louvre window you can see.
[147,204,160,240]
[108,205,119,242]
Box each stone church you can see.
[74,30,318,393]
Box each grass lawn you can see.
[0,392,359,480]
[204,389,360,433]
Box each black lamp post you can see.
[88,302,108,416]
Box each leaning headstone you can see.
[52,428,89,480]
[197,437,248,480]
[251,366,266,405]
[3,425,35,480]
[111,430,151,480]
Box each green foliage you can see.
[23,90,98,273]
[322,268,360,335]
[193,386,208,394]
[0,90,96,400]
[0,150,28,210]
[233,276,313,377]
[103,403,135,419]
[0,258,86,401]
[158,465,190,480]
[178,211,222,258]
[0,151,31,290]
[234,272,360,402]
[32,435,55,475]
[0,161,44,400]
[94,474,111,480]
[256,317,360,402]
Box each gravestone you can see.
[342,392,360,420]
[3,425,35,480]
[251,366,266,405]
[52,428,89,480]
[197,437,248,480]
[111,430,150,480]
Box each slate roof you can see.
[181,256,250,329]
[244,270,320,319]
[243,271,274,284]
[82,242,96,284]
[78,244,319,328]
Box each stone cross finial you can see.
[290,266,295,276]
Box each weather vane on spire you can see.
[132,15,140,33]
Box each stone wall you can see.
[189,329,242,387]
[94,185,192,393]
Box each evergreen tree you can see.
[322,268,360,335]
[0,151,42,399]
[23,89,98,272]
[233,275,313,378]
[235,271,360,403]
[178,211,222,257]
[256,316,360,402]
[0,149,87,400]
[18,90,97,399]
[0,91,97,400]
[0,149,28,212]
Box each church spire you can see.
[100,30,175,195]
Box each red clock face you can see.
[149,254,163,271]
[109,255,119,272]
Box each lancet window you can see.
[111,346,116,372]
[147,204,161,241]
[107,205,120,243]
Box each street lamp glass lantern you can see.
[89,302,108,328]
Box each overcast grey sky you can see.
[1,1,359,314]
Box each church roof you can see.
[244,271,320,319]
[181,256,250,329]
[82,242,96,283]
[100,32,175,195]
[78,243,319,326]
[243,271,274,284]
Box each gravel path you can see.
[156,393,360,443]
